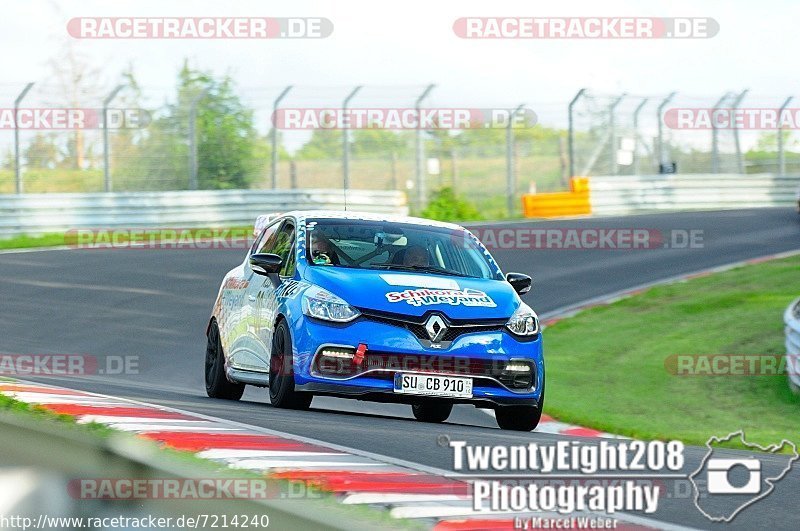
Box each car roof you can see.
[281,210,468,231]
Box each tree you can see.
[136,61,259,189]
[295,129,341,160]
[24,134,60,169]
[47,40,103,169]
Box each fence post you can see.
[271,85,293,189]
[656,92,677,170]
[188,88,209,190]
[711,92,730,174]
[342,85,362,192]
[608,94,626,175]
[13,82,34,194]
[390,151,398,189]
[102,84,125,193]
[414,84,435,209]
[450,149,458,191]
[568,88,586,179]
[290,160,297,189]
[778,96,794,175]
[506,104,525,217]
[731,89,749,174]
[632,98,649,175]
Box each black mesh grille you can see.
[360,311,506,343]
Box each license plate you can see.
[393,373,473,398]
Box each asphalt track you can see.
[1,208,799,529]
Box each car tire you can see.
[412,402,453,423]
[495,385,544,431]
[269,320,312,410]
[205,320,245,400]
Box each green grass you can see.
[2,154,567,222]
[0,169,104,193]
[544,255,800,450]
[0,232,68,250]
[0,391,115,437]
[0,226,255,251]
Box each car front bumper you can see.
[289,314,544,408]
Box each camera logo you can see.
[706,458,761,494]
[689,431,798,522]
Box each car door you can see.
[252,219,297,371]
[228,220,281,372]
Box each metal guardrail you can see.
[588,173,800,215]
[785,297,800,393]
[0,189,408,237]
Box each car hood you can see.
[302,266,519,320]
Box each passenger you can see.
[403,245,429,267]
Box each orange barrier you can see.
[521,177,591,218]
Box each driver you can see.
[310,237,339,265]
[403,245,430,267]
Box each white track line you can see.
[198,449,345,459]
[342,493,468,505]
[106,423,243,432]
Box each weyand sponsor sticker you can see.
[386,288,496,307]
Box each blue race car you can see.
[205,211,544,431]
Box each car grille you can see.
[359,310,507,343]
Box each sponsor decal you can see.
[379,274,460,290]
[276,280,309,299]
[386,288,496,307]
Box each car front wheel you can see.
[495,385,544,431]
[269,320,312,410]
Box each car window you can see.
[253,220,283,255]
[267,222,295,265]
[306,219,501,280]
[280,246,296,277]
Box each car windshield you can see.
[306,219,501,280]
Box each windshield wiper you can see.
[370,263,470,277]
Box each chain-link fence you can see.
[3,81,800,218]
[0,81,568,218]
[569,89,800,177]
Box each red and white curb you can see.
[0,380,683,530]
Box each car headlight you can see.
[505,302,540,336]
[302,285,360,323]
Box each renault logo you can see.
[424,314,448,343]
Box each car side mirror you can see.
[250,253,283,275]
[506,272,532,295]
